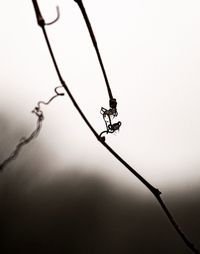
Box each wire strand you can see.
[0,87,64,172]
[30,1,200,253]
[74,0,117,110]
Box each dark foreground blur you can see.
[0,116,199,254]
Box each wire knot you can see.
[99,106,121,139]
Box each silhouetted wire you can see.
[0,86,64,172]
[74,0,118,112]
[31,1,199,253]
[74,0,121,136]
[100,107,121,137]
[45,6,60,26]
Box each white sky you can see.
[1,0,200,193]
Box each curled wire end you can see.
[45,5,60,26]
[100,106,121,139]
[108,121,122,133]
[35,86,65,109]
[55,85,65,96]
[98,134,106,142]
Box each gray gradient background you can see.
[0,1,200,253]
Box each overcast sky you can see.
[1,0,200,193]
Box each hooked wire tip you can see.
[32,1,60,27]
[45,6,60,26]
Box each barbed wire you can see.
[30,1,200,253]
[0,1,198,253]
[99,107,121,138]
[0,86,64,172]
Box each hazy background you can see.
[0,0,200,253]
[0,116,200,253]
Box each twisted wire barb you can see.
[99,107,121,137]
[0,86,64,172]
[30,1,199,253]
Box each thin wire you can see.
[0,86,64,172]
[0,114,43,172]
[31,1,199,253]
[45,6,60,26]
[74,0,117,109]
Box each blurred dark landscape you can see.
[0,115,199,254]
